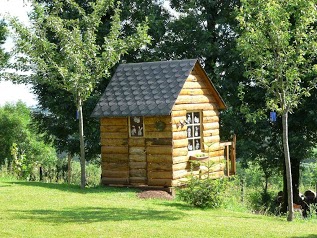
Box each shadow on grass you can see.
[5,181,138,194]
[9,206,184,224]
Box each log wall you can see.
[100,117,129,185]
[171,67,224,186]
[100,116,173,187]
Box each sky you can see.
[0,0,36,107]
[0,0,175,107]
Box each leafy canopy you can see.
[7,0,150,103]
[237,0,317,115]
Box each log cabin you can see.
[92,59,236,188]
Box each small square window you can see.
[130,116,144,137]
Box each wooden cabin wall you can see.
[100,116,173,187]
[100,117,129,185]
[144,116,173,187]
[171,68,225,186]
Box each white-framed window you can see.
[186,111,201,151]
[129,116,144,137]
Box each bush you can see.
[178,176,228,208]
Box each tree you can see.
[237,0,317,221]
[0,19,9,70]
[0,101,57,179]
[7,0,150,188]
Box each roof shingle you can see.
[92,59,198,117]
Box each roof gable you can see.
[91,59,225,118]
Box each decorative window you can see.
[186,112,201,151]
[129,116,144,137]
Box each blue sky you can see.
[0,0,36,107]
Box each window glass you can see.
[186,112,201,151]
[130,116,144,137]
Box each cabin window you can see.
[129,116,144,137]
[186,111,201,151]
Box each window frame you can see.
[129,116,144,138]
[186,111,202,153]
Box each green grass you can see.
[1,177,317,238]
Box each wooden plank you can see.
[172,156,188,164]
[101,138,128,146]
[129,169,147,177]
[202,116,219,123]
[129,146,146,155]
[144,116,171,124]
[101,117,128,126]
[101,146,129,154]
[128,138,145,146]
[101,154,129,162]
[182,81,207,89]
[175,95,216,104]
[103,170,129,178]
[129,162,147,169]
[101,132,128,139]
[145,131,172,138]
[145,138,172,146]
[147,154,171,163]
[147,178,172,187]
[146,146,172,155]
[172,162,187,171]
[179,88,211,96]
[202,129,219,137]
[129,177,147,184]
[171,110,186,117]
[102,162,128,170]
[129,154,146,162]
[203,122,219,130]
[101,177,129,185]
[172,103,217,111]
[203,110,219,117]
[202,136,220,145]
[100,125,128,133]
[172,147,188,157]
[148,163,172,171]
[145,123,172,132]
[172,138,188,148]
[148,171,173,179]
[173,131,187,140]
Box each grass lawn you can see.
[1,177,317,238]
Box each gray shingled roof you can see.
[92,59,201,117]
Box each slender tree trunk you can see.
[78,96,86,189]
[282,111,294,221]
[67,152,72,184]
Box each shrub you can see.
[178,176,228,208]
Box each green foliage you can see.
[70,160,101,187]
[0,102,58,180]
[237,0,317,115]
[178,176,228,209]
[0,20,9,69]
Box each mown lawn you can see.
[1,177,316,238]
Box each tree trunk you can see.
[78,96,86,189]
[282,111,294,221]
[67,152,72,184]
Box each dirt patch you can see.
[137,190,174,200]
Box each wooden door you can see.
[128,138,147,185]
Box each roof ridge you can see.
[119,58,197,67]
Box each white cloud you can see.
[0,0,36,107]
[0,81,37,106]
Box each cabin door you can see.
[128,138,147,185]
